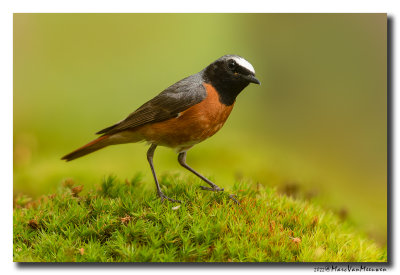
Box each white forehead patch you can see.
[233,57,255,74]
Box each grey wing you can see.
[96,74,206,135]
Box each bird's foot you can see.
[199,185,224,192]
[158,192,181,204]
[200,185,240,205]
[228,194,240,205]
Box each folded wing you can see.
[96,74,207,136]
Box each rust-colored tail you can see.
[61,135,111,161]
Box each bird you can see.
[62,55,260,203]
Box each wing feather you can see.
[96,74,206,135]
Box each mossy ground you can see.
[13,174,387,262]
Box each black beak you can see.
[244,74,261,85]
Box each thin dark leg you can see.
[178,151,224,191]
[147,144,181,203]
[178,151,240,204]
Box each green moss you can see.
[13,174,386,262]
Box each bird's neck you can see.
[201,70,248,106]
[211,81,248,106]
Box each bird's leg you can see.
[178,151,239,204]
[178,151,224,192]
[147,144,181,203]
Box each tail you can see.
[61,135,111,161]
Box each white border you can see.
[2,0,398,274]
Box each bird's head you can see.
[204,55,260,85]
[203,55,260,105]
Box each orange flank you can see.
[135,83,234,152]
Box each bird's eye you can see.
[228,60,237,70]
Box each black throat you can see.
[202,63,249,106]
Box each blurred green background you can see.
[14,14,387,243]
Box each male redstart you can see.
[62,55,260,203]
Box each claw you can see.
[200,185,239,204]
[158,192,181,203]
[228,194,240,205]
[199,185,224,192]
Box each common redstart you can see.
[62,55,260,203]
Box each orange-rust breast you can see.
[137,83,234,151]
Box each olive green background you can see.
[14,14,387,243]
